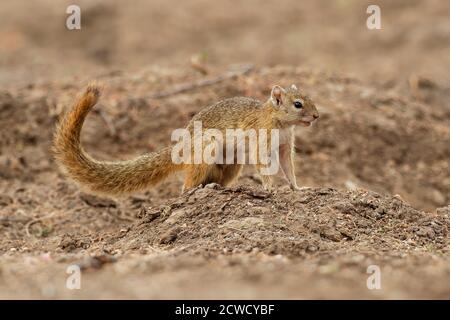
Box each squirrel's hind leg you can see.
[182,164,223,191]
[182,164,243,192]
[218,164,243,186]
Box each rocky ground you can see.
[0,0,449,299]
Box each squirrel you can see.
[53,83,319,195]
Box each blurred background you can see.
[1,0,449,85]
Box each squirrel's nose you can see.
[313,113,319,119]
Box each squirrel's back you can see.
[190,97,265,130]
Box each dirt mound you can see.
[3,184,449,299]
[103,184,449,258]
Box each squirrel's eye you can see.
[294,101,303,109]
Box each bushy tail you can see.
[53,84,181,195]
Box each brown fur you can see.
[53,83,319,195]
[53,84,181,195]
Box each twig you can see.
[25,211,57,237]
[147,64,254,99]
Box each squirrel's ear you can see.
[271,85,285,107]
[291,84,298,90]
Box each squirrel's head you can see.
[269,84,319,127]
